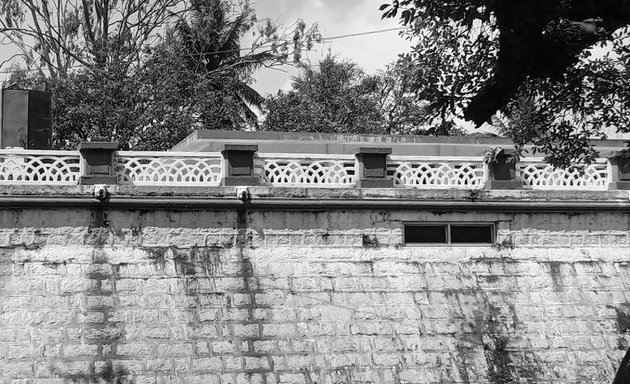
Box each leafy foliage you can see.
[263,56,385,134]
[0,0,183,76]
[262,56,452,136]
[3,0,319,150]
[381,0,630,166]
[503,27,630,167]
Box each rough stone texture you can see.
[0,201,628,383]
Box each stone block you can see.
[221,144,259,186]
[231,324,260,338]
[223,356,243,371]
[236,373,265,384]
[50,361,91,377]
[261,324,298,338]
[354,147,393,188]
[77,142,118,185]
[278,373,306,384]
[117,342,156,356]
[243,357,270,371]
[112,359,144,375]
[84,327,123,341]
[62,343,99,358]
[253,341,277,354]
[485,148,522,189]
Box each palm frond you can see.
[232,82,264,109]
[221,51,278,73]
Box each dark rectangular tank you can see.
[1,88,52,149]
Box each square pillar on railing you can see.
[354,147,393,188]
[485,148,522,189]
[608,155,630,190]
[77,142,119,185]
[221,144,260,186]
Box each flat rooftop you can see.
[172,130,629,157]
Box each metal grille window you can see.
[404,223,494,245]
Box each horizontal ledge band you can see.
[0,195,627,212]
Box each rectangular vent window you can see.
[404,225,447,244]
[404,223,494,245]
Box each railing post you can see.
[485,148,522,189]
[77,142,119,185]
[608,155,630,190]
[354,147,393,188]
[220,144,260,186]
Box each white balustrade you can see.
[257,153,356,187]
[518,158,610,190]
[387,156,486,189]
[0,147,618,191]
[0,149,81,184]
[115,151,222,186]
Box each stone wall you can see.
[0,200,628,383]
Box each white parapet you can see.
[256,153,357,187]
[0,148,618,191]
[114,151,222,186]
[0,149,81,184]
[387,155,486,189]
[518,157,610,190]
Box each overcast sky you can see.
[249,0,412,95]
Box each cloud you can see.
[250,0,412,94]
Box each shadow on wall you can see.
[2,206,630,383]
[135,206,276,383]
[53,223,130,382]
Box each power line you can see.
[0,26,408,75]
[321,27,406,41]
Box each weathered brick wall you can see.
[0,206,628,384]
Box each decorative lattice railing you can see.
[0,147,620,191]
[115,151,222,186]
[256,154,356,187]
[0,149,81,184]
[387,156,487,189]
[518,158,611,190]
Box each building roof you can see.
[172,130,628,157]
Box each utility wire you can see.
[321,27,405,41]
[0,26,408,75]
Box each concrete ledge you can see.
[220,144,259,152]
[485,180,523,190]
[0,196,629,212]
[79,175,118,185]
[77,142,119,150]
[356,179,395,188]
[1,184,628,200]
[221,177,260,186]
[0,186,629,212]
[353,147,393,155]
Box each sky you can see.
[0,0,411,95]
[248,0,412,95]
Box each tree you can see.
[262,56,442,135]
[3,0,319,150]
[262,56,384,134]
[165,0,314,130]
[381,0,630,166]
[371,56,458,136]
[8,62,146,147]
[132,0,319,148]
[0,0,183,77]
